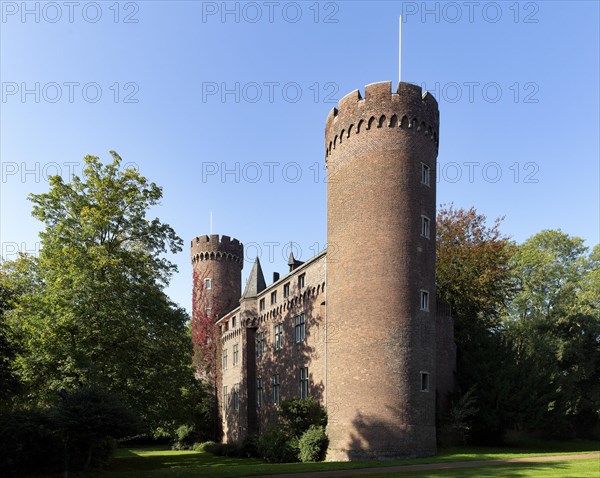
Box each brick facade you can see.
[191,81,456,461]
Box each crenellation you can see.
[191,79,454,460]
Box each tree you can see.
[4,152,194,431]
[436,205,521,442]
[506,230,600,438]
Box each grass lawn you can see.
[81,441,599,478]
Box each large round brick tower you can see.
[325,82,439,460]
[191,234,243,321]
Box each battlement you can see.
[325,81,440,160]
[191,234,243,265]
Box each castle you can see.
[191,81,456,460]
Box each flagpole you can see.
[399,15,402,83]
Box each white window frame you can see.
[421,215,430,239]
[232,384,239,411]
[223,386,228,412]
[233,343,239,366]
[222,348,228,369]
[298,274,305,289]
[205,278,212,289]
[272,374,280,405]
[295,313,306,343]
[271,291,277,305]
[420,371,430,392]
[256,378,263,408]
[420,290,430,311]
[299,367,309,399]
[274,323,283,351]
[421,163,430,186]
[259,298,265,311]
[283,282,290,298]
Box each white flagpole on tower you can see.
[399,15,402,83]
[210,212,213,235]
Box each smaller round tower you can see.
[191,234,244,319]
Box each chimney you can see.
[273,272,280,283]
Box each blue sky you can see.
[1,0,599,313]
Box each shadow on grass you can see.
[355,460,596,478]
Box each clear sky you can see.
[1,0,599,313]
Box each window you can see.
[222,348,228,369]
[421,372,430,392]
[256,331,265,357]
[294,313,306,343]
[272,374,280,404]
[232,316,236,328]
[205,278,212,289]
[232,384,239,410]
[299,367,309,399]
[256,378,263,408]
[223,386,228,412]
[259,298,265,311]
[283,282,290,298]
[205,307,211,318]
[274,323,283,351]
[233,343,239,366]
[298,274,305,289]
[421,163,430,186]
[421,215,430,239]
[271,291,277,305]
[420,290,429,311]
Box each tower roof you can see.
[242,257,266,299]
[288,247,305,272]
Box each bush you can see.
[298,425,328,462]
[193,440,217,452]
[257,425,298,463]
[0,387,142,476]
[173,424,199,450]
[0,408,63,476]
[239,433,260,458]
[279,397,327,438]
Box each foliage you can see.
[436,205,519,443]
[257,425,299,463]
[505,230,600,438]
[279,397,328,438]
[0,152,202,434]
[0,387,140,476]
[297,425,328,462]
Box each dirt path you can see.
[247,453,599,478]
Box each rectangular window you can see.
[298,274,305,289]
[205,278,212,289]
[223,386,228,412]
[421,163,430,186]
[299,367,309,399]
[421,372,430,392]
[257,378,263,408]
[205,307,212,318]
[294,313,306,343]
[232,316,236,328]
[232,384,239,410]
[256,331,265,357]
[421,215,430,239]
[420,290,430,311]
[272,374,280,405]
[222,348,228,369]
[274,323,283,351]
[259,298,265,311]
[271,291,277,305]
[233,343,239,366]
[283,282,290,298]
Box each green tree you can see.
[4,152,194,431]
[506,230,600,438]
